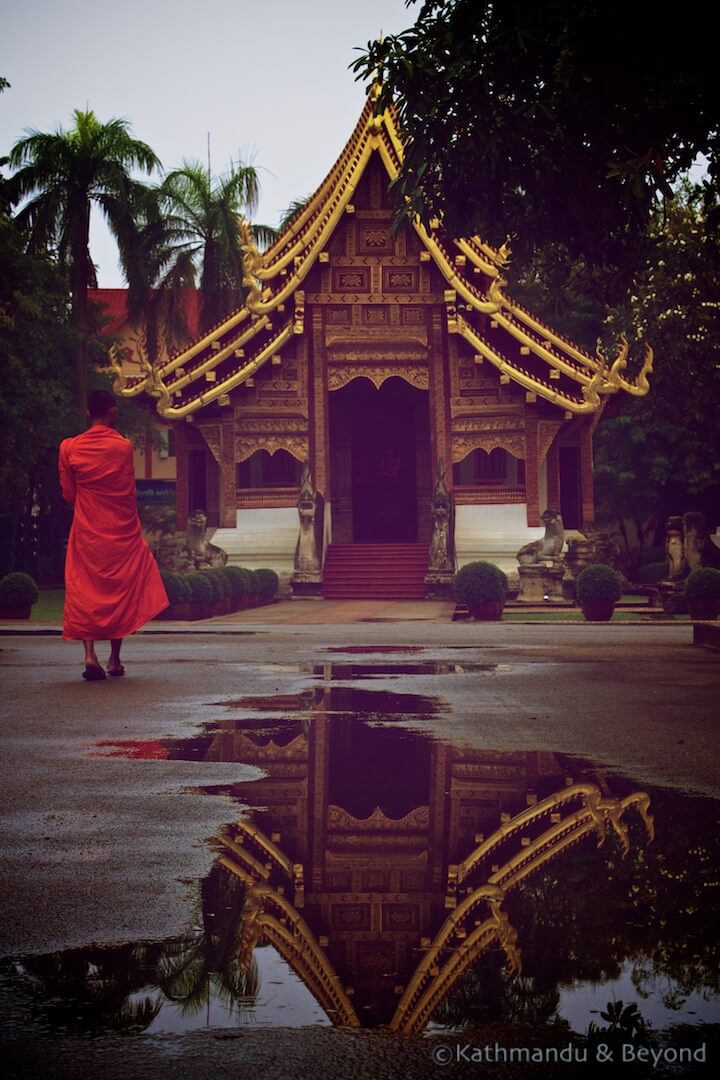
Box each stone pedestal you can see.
[425,571,454,600]
[657,578,687,615]
[517,564,565,604]
[290,573,323,598]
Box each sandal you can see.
[82,666,106,681]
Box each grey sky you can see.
[1,0,414,286]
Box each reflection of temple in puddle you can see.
[203,695,654,1031]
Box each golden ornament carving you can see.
[328,365,429,391]
[235,434,308,464]
[452,434,526,462]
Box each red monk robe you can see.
[59,425,168,640]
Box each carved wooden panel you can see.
[382,267,419,292]
[382,904,419,931]
[362,306,389,324]
[402,306,426,325]
[333,268,370,292]
[357,223,393,255]
[327,364,429,391]
[331,904,371,930]
[452,433,527,462]
[326,306,352,324]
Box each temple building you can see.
[109,87,651,594]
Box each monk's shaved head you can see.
[87,389,117,420]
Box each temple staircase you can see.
[322,543,429,600]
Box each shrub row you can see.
[159,566,279,613]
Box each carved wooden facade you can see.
[115,89,650,546]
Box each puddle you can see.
[4,665,720,1056]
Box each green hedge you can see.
[453,561,508,605]
[255,568,279,599]
[576,563,623,603]
[0,572,39,606]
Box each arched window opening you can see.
[236,449,303,489]
[453,448,525,488]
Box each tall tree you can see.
[159,160,277,334]
[354,1,720,282]
[593,184,720,549]
[8,110,160,410]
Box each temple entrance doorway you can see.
[328,377,431,544]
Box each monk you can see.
[59,389,168,680]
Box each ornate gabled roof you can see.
[114,87,651,418]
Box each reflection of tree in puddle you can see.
[3,870,258,1035]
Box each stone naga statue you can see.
[516,509,565,566]
[428,459,455,573]
[186,510,228,568]
[294,461,321,576]
[665,511,720,578]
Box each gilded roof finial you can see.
[238,217,263,312]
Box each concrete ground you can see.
[1,606,718,1078]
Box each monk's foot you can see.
[106,662,125,677]
[82,664,106,681]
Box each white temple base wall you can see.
[211,508,298,573]
[455,504,544,576]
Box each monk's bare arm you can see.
[58,441,76,503]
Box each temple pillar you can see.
[308,712,330,890]
[546,435,560,509]
[524,406,540,527]
[220,419,236,528]
[430,311,453,489]
[174,423,189,531]
[580,421,595,528]
[308,313,330,499]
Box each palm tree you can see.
[116,184,196,369]
[159,159,277,334]
[8,110,160,410]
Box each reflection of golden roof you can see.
[217,779,653,1032]
[115,88,652,420]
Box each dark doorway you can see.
[329,378,430,543]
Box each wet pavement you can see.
[1,623,718,1077]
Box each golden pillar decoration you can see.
[309,310,330,498]
[524,406,540,527]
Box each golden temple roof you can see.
[114,89,652,418]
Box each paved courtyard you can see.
[1,612,718,1078]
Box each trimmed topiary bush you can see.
[202,568,232,600]
[684,567,720,598]
[244,569,261,598]
[0,572,39,608]
[160,570,187,606]
[453,561,508,605]
[576,563,623,604]
[256,568,279,600]
[224,565,250,605]
[186,572,213,606]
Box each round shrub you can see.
[576,563,622,604]
[224,565,250,603]
[208,568,232,599]
[186,572,213,606]
[0,572,39,607]
[176,575,193,603]
[256,568,279,599]
[684,567,720,599]
[453,561,508,605]
[244,569,261,596]
[160,570,187,606]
